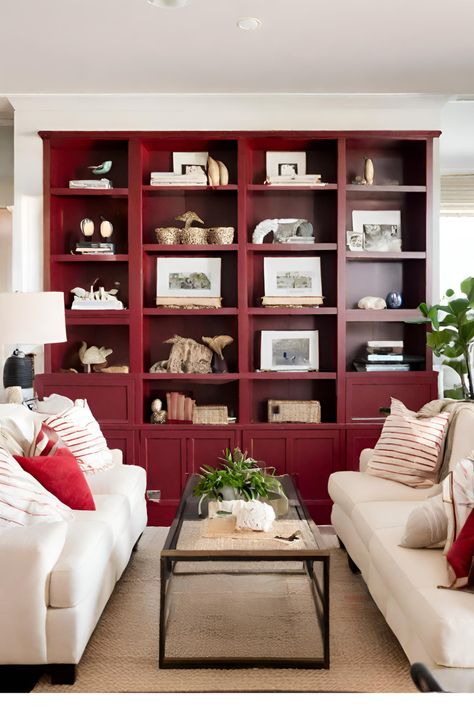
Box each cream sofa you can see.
[0,450,147,685]
[329,407,474,693]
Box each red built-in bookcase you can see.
[37,131,440,525]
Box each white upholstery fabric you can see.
[74,494,130,544]
[86,464,146,504]
[351,500,420,549]
[0,522,67,664]
[447,407,474,474]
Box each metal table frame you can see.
[159,475,330,669]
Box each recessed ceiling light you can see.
[237,17,262,31]
[147,0,191,8]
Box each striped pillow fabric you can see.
[366,398,450,488]
[0,446,73,528]
[43,400,112,474]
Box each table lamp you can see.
[0,292,66,390]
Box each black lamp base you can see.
[3,350,34,389]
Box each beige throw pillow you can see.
[366,398,450,488]
[400,494,447,548]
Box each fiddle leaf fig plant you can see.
[419,276,474,400]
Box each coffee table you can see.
[159,474,330,669]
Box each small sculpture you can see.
[80,218,94,237]
[71,280,123,310]
[357,296,387,310]
[202,335,233,373]
[232,499,276,532]
[207,156,220,187]
[176,211,204,230]
[150,398,167,424]
[252,218,314,244]
[5,386,23,404]
[217,160,229,186]
[364,157,374,185]
[149,335,213,374]
[88,160,112,175]
[99,218,113,240]
[94,365,129,373]
[78,341,113,373]
[386,291,403,309]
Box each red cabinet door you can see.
[346,426,383,472]
[140,432,186,526]
[186,429,240,477]
[101,428,136,465]
[346,373,438,422]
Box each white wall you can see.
[440,101,474,174]
[0,124,13,208]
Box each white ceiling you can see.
[1,0,474,94]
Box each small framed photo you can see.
[260,330,319,371]
[266,151,306,178]
[172,152,208,177]
[156,257,221,298]
[346,231,365,251]
[363,224,401,252]
[264,257,322,296]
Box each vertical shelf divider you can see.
[336,138,347,425]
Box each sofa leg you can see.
[0,665,41,692]
[337,536,346,551]
[50,664,76,685]
[347,553,361,575]
[133,533,143,552]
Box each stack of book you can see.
[262,295,324,308]
[353,340,424,372]
[150,171,207,186]
[75,242,115,255]
[265,174,324,186]
[69,179,112,189]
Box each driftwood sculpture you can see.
[149,335,213,374]
[202,335,234,373]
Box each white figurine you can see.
[357,296,387,310]
[70,282,124,310]
[232,499,276,532]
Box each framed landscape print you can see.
[263,257,322,297]
[352,210,402,252]
[156,257,221,298]
[260,330,319,371]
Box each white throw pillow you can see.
[0,404,40,456]
[35,394,74,415]
[0,446,73,527]
[400,494,447,549]
[41,399,112,473]
[442,458,474,553]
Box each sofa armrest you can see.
[0,522,67,664]
[110,448,123,466]
[359,448,374,472]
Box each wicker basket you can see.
[207,227,235,245]
[192,404,228,425]
[267,399,321,424]
[155,227,180,245]
[180,227,208,245]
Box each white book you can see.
[367,354,403,362]
[367,340,404,348]
[69,179,112,189]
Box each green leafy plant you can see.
[419,276,474,400]
[193,447,283,504]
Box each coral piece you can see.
[150,398,167,424]
[232,499,276,532]
[252,218,313,244]
[357,296,387,310]
[71,280,123,310]
[164,335,213,374]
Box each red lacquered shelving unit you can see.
[37,130,439,525]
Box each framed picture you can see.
[156,257,221,298]
[266,151,306,178]
[263,257,322,297]
[172,152,208,178]
[346,231,365,251]
[260,330,319,371]
[363,224,401,252]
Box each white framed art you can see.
[156,257,221,298]
[263,257,322,297]
[266,151,306,178]
[260,330,319,371]
[172,152,208,178]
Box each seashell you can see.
[80,218,94,237]
[207,156,220,187]
[363,157,374,185]
[99,219,113,239]
[202,335,234,359]
[217,160,229,186]
[357,296,386,310]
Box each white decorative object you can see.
[260,330,319,372]
[217,160,229,185]
[172,151,209,178]
[70,284,124,310]
[264,257,322,297]
[364,157,374,185]
[80,218,94,237]
[357,296,387,310]
[207,156,220,187]
[252,218,314,244]
[266,151,306,180]
[156,257,221,298]
[232,499,276,532]
[99,219,113,239]
[78,342,113,372]
[352,210,401,234]
[5,386,23,404]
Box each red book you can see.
[177,393,185,421]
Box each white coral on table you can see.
[232,499,275,532]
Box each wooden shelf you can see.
[52,254,129,262]
[143,244,238,252]
[248,307,337,316]
[248,372,337,380]
[51,188,128,197]
[346,184,426,193]
[346,251,426,261]
[143,185,238,193]
[143,308,238,316]
[143,373,239,382]
[66,310,130,323]
[247,243,337,252]
[345,309,423,322]
[248,184,338,191]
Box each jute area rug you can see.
[34,527,414,693]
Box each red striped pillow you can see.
[43,400,112,474]
[0,446,73,528]
[366,398,450,488]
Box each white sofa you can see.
[329,407,474,693]
[0,450,147,685]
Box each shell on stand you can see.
[217,160,229,186]
[207,156,220,187]
[99,219,113,239]
[363,157,374,185]
[80,218,94,237]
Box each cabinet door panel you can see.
[346,374,438,422]
[241,432,290,475]
[187,430,240,480]
[140,433,185,502]
[102,429,136,465]
[346,427,383,471]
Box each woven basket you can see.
[267,399,321,424]
[155,227,180,245]
[192,404,228,425]
[207,227,235,245]
[180,227,208,245]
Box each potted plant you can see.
[419,276,474,400]
[193,447,288,516]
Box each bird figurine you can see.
[88,160,112,175]
[78,341,113,373]
[175,211,204,229]
[202,335,234,373]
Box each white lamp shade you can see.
[0,292,66,345]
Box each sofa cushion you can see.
[49,520,114,608]
[73,493,130,544]
[351,500,420,549]
[368,526,474,667]
[446,509,474,589]
[401,494,448,549]
[442,458,474,553]
[85,464,146,512]
[366,398,450,488]
[0,404,39,455]
[328,470,437,519]
[14,449,95,511]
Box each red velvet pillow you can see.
[446,509,474,589]
[14,449,96,511]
